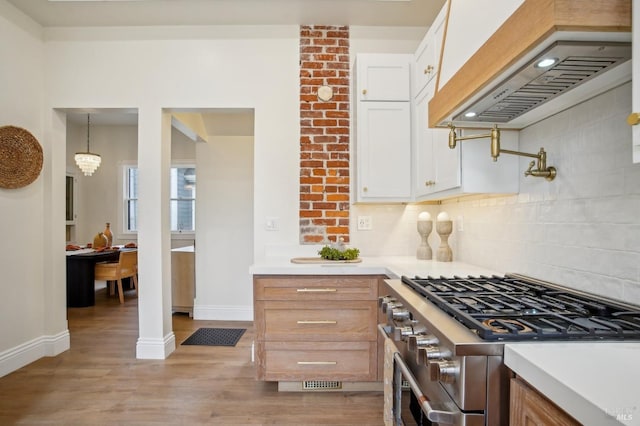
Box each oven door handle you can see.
[393,352,456,425]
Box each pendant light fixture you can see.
[74,113,101,176]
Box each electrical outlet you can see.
[456,215,464,232]
[357,216,372,230]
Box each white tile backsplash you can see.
[351,82,640,305]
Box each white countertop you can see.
[249,255,501,278]
[505,342,640,426]
[171,245,194,253]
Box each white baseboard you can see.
[193,304,253,321]
[136,332,176,359]
[0,330,70,378]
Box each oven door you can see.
[380,325,483,426]
[393,352,456,425]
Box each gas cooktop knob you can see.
[411,323,428,335]
[382,301,402,314]
[407,334,439,352]
[418,346,452,365]
[378,296,395,308]
[391,325,414,341]
[389,308,411,321]
[429,360,458,384]
[428,361,441,381]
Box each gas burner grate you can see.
[401,275,640,342]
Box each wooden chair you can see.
[95,250,138,304]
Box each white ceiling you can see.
[8,0,445,28]
[21,0,444,131]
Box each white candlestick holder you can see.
[436,220,453,262]
[416,219,433,260]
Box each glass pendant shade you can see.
[74,152,101,176]
[75,113,101,176]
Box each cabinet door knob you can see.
[424,65,434,75]
[363,186,368,192]
[362,89,367,95]
[628,112,640,126]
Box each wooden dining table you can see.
[65,248,132,307]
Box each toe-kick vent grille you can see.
[302,380,342,390]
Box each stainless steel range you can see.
[379,274,640,426]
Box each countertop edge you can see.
[504,343,640,426]
[249,256,502,279]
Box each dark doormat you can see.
[181,328,246,347]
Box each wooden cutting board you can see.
[290,257,362,264]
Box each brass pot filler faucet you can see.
[448,124,557,181]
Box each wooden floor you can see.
[0,286,383,425]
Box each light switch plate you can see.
[265,217,279,231]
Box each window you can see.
[123,164,195,233]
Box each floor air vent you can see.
[302,380,342,390]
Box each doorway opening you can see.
[64,107,255,357]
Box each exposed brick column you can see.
[299,25,350,244]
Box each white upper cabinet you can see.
[632,2,640,164]
[354,54,413,202]
[357,101,412,201]
[413,4,447,98]
[414,88,436,198]
[356,53,412,102]
[414,82,459,198]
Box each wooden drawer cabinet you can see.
[255,300,377,342]
[257,341,377,382]
[510,377,580,426]
[255,275,377,301]
[254,275,384,383]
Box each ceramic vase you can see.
[103,222,113,247]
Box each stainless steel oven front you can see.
[380,325,484,426]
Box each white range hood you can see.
[429,0,632,130]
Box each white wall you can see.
[44,26,300,333]
[0,11,428,372]
[0,0,69,376]
[194,135,254,319]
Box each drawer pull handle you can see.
[297,320,338,325]
[297,361,337,365]
[296,288,337,293]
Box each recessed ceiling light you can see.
[464,112,477,118]
[535,57,558,68]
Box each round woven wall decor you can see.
[0,125,44,189]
